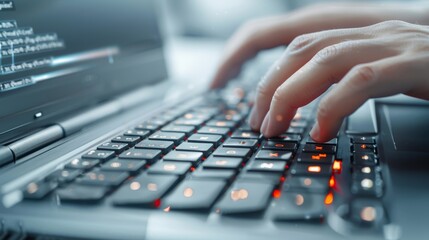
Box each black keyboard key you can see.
[247,160,286,173]
[175,142,214,156]
[198,126,230,137]
[352,136,376,144]
[296,152,335,164]
[286,127,305,135]
[47,169,82,184]
[24,180,57,199]
[213,147,251,159]
[307,137,337,145]
[222,139,258,149]
[353,153,377,166]
[289,163,332,177]
[283,176,329,193]
[111,135,141,146]
[77,171,129,187]
[269,134,301,142]
[302,144,336,154]
[262,141,297,151]
[82,150,115,161]
[65,158,99,170]
[191,169,236,181]
[149,131,185,145]
[163,151,203,164]
[271,192,325,221]
[205,120,236,128]
[165,179,226,210]
[215,182,273,215]
[148,161,191,176]
[351,172,383,197]
[123,129,150,138]
[353,144,376,153]
[97,142,128,154]
[57,184,108,202]
[187,134,223,146]
[135,140,174,154]
[119,149,161,162]
[202,156,243,170]
[238,172,283,186]
[255,150,292,161]
[161,125,195,136]
[135,122,160,132]
[101,159,146,174]
[112,174,178,207]
[231,130,260,139]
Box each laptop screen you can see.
[0,0,167,142]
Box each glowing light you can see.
[260,162,274,169]
[329,176,336,188]
[163,164,177,171]
[230,189,249,201]
[242,133,251,138]
[269,153,279,157]
[361,144,366,149]
[361,167,372,174]
[333,160,342,173]
[362,155,369,160]
[280,176,286,182]
[308,166,321,173]
[324,192,334,205]
[226,150,236,154]
[111,162,121,168]
[147,183,158,191]
[361,179,374,189]
[216,122,227,127]
[272,189,281,199]
[215,160,228,166]
[27,182,38,194]
[130,182,141,191]
[183,188,194,198]
[163,206,171,212]
[315,146,323,151]
[295,194,305,206]
[360,207,377,222]
[275,143,285,148]
[303,178,312,186]
[153,199,161,208]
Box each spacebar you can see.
[346,100,377,135]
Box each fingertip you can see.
[249,108,260,130]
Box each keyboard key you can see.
[238,172,283,186]
[77,170,129,187]
[296,152,335,164]
[101,159,146,174]
[149,131,185,145]
[173,118,205,126]
[286,127,305,135]
[82,150,115,162]
[135,122,160,132]
[247,160,286,173]
[112,174,178,207]
[283,176,329,193]
[255,150,292,161]
[215,182,273,215]
[271,192,325,221]
[269,134,301,142]
[214,114,242,122]
[198,126,230,137]
[182,112,213,121]
[24,180,57,199]
[135,140,174,154]
[222,139,258,149]
[188,134,223,146]
[123,129,150,138]
[231,130,261,139]
[289,163,332,177]
[175,142,214,156]
[352,136,376,144]
[165,179,226,210]
[163,151,203,164]
[202,156,243,170]
[191,169,236,181]
[353,144,376,154]
[47,169,82,184]
[351,172,383,197]
[161,125,195,136]
[262,141,297,152]
[302,144,336,154]
[97,142,128,154]
[290,121,308,128]
[148,161,191,176]
[307,137,337,145]
[213,147,252,159]
[111,135,141,146]
[353,153,377,166]
[65,158,99,170]
[119,149,161,162]
[206,120,236,128]
[57,184,108,202]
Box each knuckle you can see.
[288,34,314,53]
[256,80,271,97]
[272,88,285,104]
[313,44,342,65]
[349,65,377,87]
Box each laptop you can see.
[1,0,428,239]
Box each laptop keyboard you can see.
[22,88,385,226]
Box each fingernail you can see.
[261,114,270,135]
[249,107,259,130]
[310,122,321,141]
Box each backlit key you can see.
[213,147,252,159]
[289,163,332,177]
[255,150,292,161]
[302,144,336,154]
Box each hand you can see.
[210,4,429,142]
